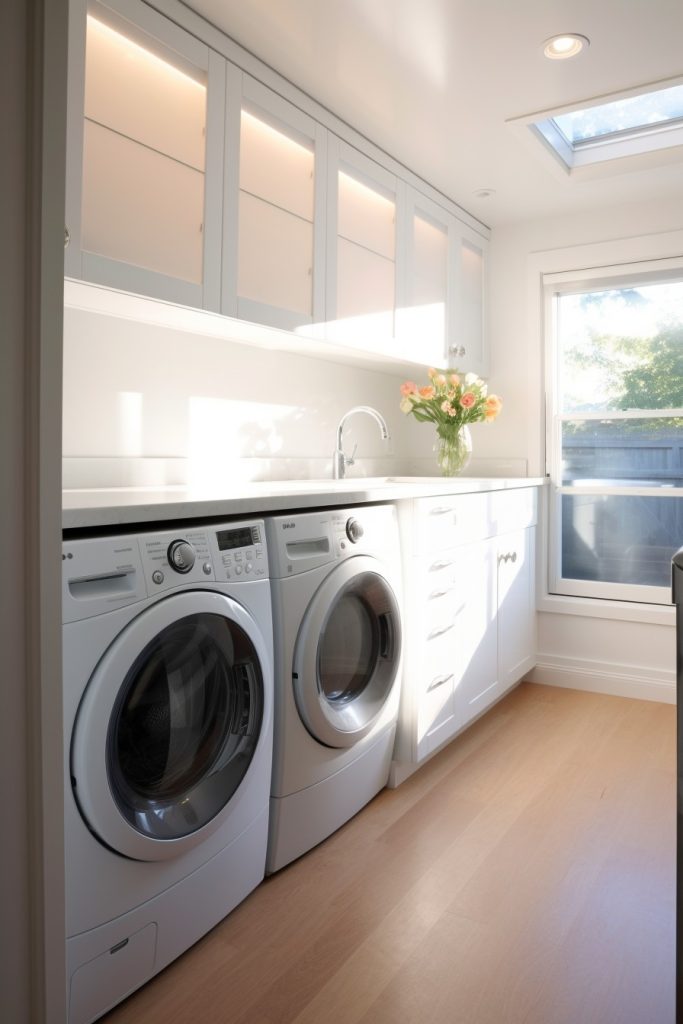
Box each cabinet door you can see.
[497,527,536,692]
[65,0,225,308]
[222,74,326,332]
[396,188,451,366]
[450,224,489,378]
[326,136,400,349]
[453,538,499,726]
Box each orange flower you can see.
[400,381,418,396]
[484,394,502,421]
[419,386,435,399]
[448,373,460,387]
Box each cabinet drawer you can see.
[418,667,455,747]
[490,488,537,534]
[414,492,490,553]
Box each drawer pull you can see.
[427,622,455,640]
[429,586,455,599]
[498,551,519,565]
[429,559,455,572]
[429,506,456,516]
[428,673,454,692]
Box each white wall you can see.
[485,198,683,703]
[63,307,516,488]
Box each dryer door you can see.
[293,555,402,748]
[71,590,268,861]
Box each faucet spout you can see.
[333,405,390,480]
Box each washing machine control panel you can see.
[139,520,268,591]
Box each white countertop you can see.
[62,476,545,530]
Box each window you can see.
[545,264,683,605]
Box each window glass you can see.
[549,273,683,603]
[553,84,683,144]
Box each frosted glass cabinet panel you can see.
[238,191,314,315]
[82,120,205,283]
[337,171,395,259]
[397,189,450,365]
[230,79,325,330]
[327,137,398,345]
[65,0,224,308]
[83,12,206,171]
[453,226,488,377]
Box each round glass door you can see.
[108,612,263,841]
[293,559,402,748]
[70,590,268,860]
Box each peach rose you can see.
[435,374,447,387]
[484,395,502,421]
[448,373,460,387]
[427,367,437,379]
[400,381,417,396]
[460,391,476,409]
[419,386,435,399]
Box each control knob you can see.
[167,539,196,574]
[345,517,364,543]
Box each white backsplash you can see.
[62,305,527,490]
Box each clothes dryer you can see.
[62,519,273,1024]
[265,504,403,872]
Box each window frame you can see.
[544,258,683,606]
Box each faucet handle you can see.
[346,443,358,468]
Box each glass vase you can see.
[435,426,472,476]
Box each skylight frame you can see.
[508,78,683,177]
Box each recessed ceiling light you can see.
[542,34,590,60]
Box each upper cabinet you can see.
[222,74,327,332]
[65,0,225,309]
[65,0,489,375]
[452,225,488,378]
[326,138,400,348]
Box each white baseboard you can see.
[525,656,675,704]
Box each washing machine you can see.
[265,503,403,873]
[62,519,273,1024]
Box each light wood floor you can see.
[102,683,676,1024]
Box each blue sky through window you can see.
[553,83,683,143]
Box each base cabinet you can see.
[394,487,538,771]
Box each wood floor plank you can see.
[101,683,675,1024]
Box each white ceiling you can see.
[184,0,683,227]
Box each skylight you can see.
[523,80,683,175]
[553,83,683,144]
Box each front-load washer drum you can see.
[71,590,266,861]
[293,555,402,748]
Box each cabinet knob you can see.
[448,345,466,358]
[64,226,70,249]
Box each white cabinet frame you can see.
[325,135,406,352]
[65,0,226,309]
[221,71,327,332]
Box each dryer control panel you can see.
[265,505,399,579]
[62,519,268,622]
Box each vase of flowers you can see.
[400,368,502,476]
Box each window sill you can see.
[538,591,674,626]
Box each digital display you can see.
[216,526,255,551]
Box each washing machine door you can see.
[293,555,402,748]
[71,590,268,861]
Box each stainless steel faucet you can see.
[333,406,390,479]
